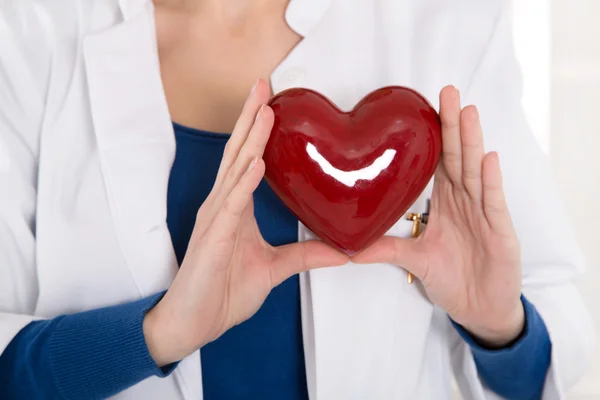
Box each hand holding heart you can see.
[353,86,524,347]
[143,80,349,367]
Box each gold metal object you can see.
[406,213,423,284]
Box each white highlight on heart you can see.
[306,143,396,187]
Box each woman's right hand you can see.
[143,79,349,367]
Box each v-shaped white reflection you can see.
[306,143,396,187]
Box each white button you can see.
[281,68,307,86]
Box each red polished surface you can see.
[264,86,442,255]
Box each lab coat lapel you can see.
[277,1,436,397]
[83,3,177,303]
[298,199,435,399]
[84,1,435,398]
[83,5,203,399]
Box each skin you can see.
[145,0,525,367]
[144,79,349,366]
[155,0,301,132]
[353,88,524,348]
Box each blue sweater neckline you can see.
[172,121,231,140]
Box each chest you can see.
[35,0,485,316]
[155,4,301,132]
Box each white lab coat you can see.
[0,0,595,398]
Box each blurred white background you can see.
[512,0,600,398]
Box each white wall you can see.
[456,2,600,398]
[512,0,551,154]
[514,0,600,398]
[454,1,599,397]
[550,0,600,397]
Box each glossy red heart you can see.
[264,86,442,255]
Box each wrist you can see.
[143,300,192,367]
[462,301,526,348]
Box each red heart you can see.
[264,86,442,255]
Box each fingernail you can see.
[255,104,265,122]
[247,157,258,172]
[250,79,258,96]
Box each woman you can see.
[0,0,595,399]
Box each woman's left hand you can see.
[352,86,524,347]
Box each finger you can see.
[214,79,271,190]
[351,236,428,282]
[210,104,274,215]
[201,81,270,227]
[439,85,463,186]
[210,157,265,242]
[460,105,485,200]
[482,152,514,237]
[433,156,450,183]
[269,241,349,287]
[221,103,274,191]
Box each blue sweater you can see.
[0,123,551,399]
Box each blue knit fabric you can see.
[0,123,551,400]
[166,122,308,399]
[452,295,551,400]
[0,292,172,399]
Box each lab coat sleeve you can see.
[0,2,53,354]
[449,3,596,400]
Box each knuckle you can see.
[484,200,505,214]
[443,151,460,164]
[226,163,241,182]
[222,197,238,216]
[222,198,232,212]
[444,119,460,130]
[441,109,460,127]
[461,141,481,150]
[482,181,500,192]
[462,167,481,180]
[223,141,234,157]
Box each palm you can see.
[417,168,521,327]
[197,196,342,343]
[353,86,523,341]
[222,202,276,327]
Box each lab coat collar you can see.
[118,0,331,36]
[285,0,333,36]
[118,0,148,21]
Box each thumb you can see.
[269,240,349,286]
[351,236,428,281]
